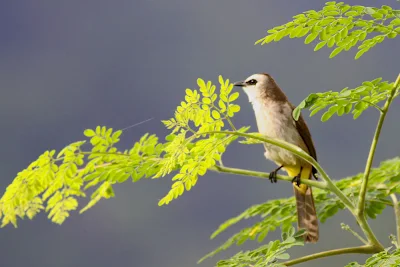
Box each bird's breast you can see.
[251,100,305,166]
[252,101,296,139]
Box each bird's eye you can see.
[246,79,257,85]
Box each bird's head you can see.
[233,73,286,103]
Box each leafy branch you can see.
[198,73,400,265]
[345,247,400,266]
[285,245,377,266]
[0,129,164,226]
[256,2,400,59]
[2,69,399,266]
[203,156,400,265]
[292,77,394,121]
[214,227,305,267]
[357,74,400,219]
[390,194,400,248]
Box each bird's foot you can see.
[292,167,303,186]
[291,175,301,187]
[269,171,278,183]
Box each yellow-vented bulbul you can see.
[234,73,319,242]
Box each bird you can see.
[233,73,319,242]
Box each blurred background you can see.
[1,1,399,266]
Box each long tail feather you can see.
[294,185,319,242]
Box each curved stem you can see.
[356,106,391,215]
[356,216,383,249]
[209,165,327,190]
[283,245,378,266]
[202,130,356,211]
[203,130,385,250]
[341,223,368,244]
[390,194,400,247]
[356,74,400,247]
[339,97,384,113]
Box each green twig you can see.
[341,223,368,244]
[356,73,400,248]
[209,165,327,190]
[390,194,400,248]
[202,130,355,211]
[368,198,394,207]
[339,97,384,113]
[282,245,378,266]
[203,130,384,251]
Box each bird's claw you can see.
[292,175,301,187]
[269,171,278,183]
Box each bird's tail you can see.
[287,166,319,243]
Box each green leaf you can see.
[327,37,336,47]
[314,41,326,51]
[275,253,290,260]
[345,11,359,16]
[329,47,343,58]
[355,48,368,60]
[391,18,400,26]
[228,92,239,102]
[292,107,302,121]
[321,110,334,122]
[304,32,319,44]
[212,110,221,119]
[84,129,95,137]
[230,105,240,113]
[310,105,326,117]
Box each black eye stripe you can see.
[246,79,257,85]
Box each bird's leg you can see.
[291,166,303,186]
[269,165,283,183]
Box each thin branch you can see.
[201,130,355,211]
[209,165,327,190]
[283,245,378,266]
[356,216,384,250]
[339,97,384,113]
[390,194,400,248]
[202,130,384,250]
[357,73,400,217]
[341,223,368,244]
[367,198,394,207]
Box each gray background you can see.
[1,1,399,266]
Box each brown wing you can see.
[290,104,318,178]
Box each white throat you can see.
[242,87,263,104]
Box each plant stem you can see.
[340,97,384,113]
[356,216,383,249]
[356,74,400,242]
[204,130,384,249]
[282,245,378,266]
[341,223,368,244]
[203,130,356,211]
[209,165,327,190]
[390,194,400,248]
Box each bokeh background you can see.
[1,1,399,266]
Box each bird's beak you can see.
[233,81,245,87]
